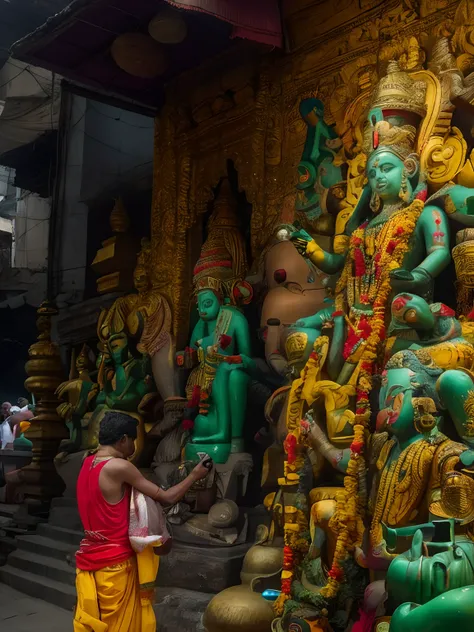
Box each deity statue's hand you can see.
[390,267,432,296]
[176,347,197,369]
[289,227,313,256]
[222,354,253,372]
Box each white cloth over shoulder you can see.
[129,488,171,553]
[0,419,14,448]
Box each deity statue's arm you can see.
[233,310,252,358]
[307,420,351,473]
[291,228,346,275]
[429,184,474,227]
[390,205,451,293]
[327,311,346,382]
[75,380,96,417]
[415,205,451,279]
[189,319,206,349]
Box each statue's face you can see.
[76,353,88,371]
[133,264,149,292]
[108,334,128,364]
[377,367,415,437]
[197,290,221,321]
[367,150,405,202]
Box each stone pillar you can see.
[23,301,67,507]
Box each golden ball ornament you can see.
[208,500,239,528]
[111,33,166,79]
[203,585,275,632]
[148,9,187,44]
[240,543,283,585]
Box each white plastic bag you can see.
[129,488,171,553]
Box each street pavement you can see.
[0,584,72,631]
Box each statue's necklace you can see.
[369,201,405,227]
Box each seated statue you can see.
[172,177,254,465]
[55,344,99,453]
[98,237,182,453]
[268,59,474,630]
[88,331,157,462]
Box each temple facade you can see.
[2,1,474,631]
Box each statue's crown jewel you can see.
[371,60,427,118]
[364,121,417,161]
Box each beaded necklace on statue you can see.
[336,199,424,319]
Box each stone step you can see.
[155,587,211,632]
[16,534,77,563]
[0,503,46,528]
[7,548,76,586]
[157,541,250,593]
[37,523,83,545]
[0,504,17,519]
[48,497,82,531]
[0,564,76,611]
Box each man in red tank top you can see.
[74,411,209,632]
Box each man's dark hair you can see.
[98,412,138,446]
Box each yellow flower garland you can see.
[323,199,424,596]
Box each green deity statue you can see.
[183,286,254,464]
[179,177,254,465]
[88,331,156,459]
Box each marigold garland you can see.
[323,199,424,597]
[276,200,425,608]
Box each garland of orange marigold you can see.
[274,345,325,615]
[322,198,424,597]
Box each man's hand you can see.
[191,455,212,481]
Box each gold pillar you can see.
[23,301,67,506]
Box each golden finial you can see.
[109,197,130,233]
[209,178,240,229]
[429,37,457,73]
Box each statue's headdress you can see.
[363,60,427,160]
[193,178,250,304]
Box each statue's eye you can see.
[381,164,394,173]
[368,169,376,179]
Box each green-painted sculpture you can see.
[88,331,156,459]
[55,344,98,452]
[295,98,346,234]
[387,523,474,632]
[179,178,254,464]
[264,58,474,632]
[183,288,254,463]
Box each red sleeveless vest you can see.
[76,455,133,571]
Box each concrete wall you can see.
[54,92,154,306]
[13,193,50,271]
[81,100,154,202]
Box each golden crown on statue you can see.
[371,60,427,118]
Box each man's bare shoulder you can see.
[102,458,136,476]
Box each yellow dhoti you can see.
[74,547,159,632]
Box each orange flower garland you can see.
[323,199,424,596]
[276,200,425,609]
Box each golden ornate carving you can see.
[150,0,464,344]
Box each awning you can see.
[11,0,282,111]
[0,59,60,157]
[165,0,282,48]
